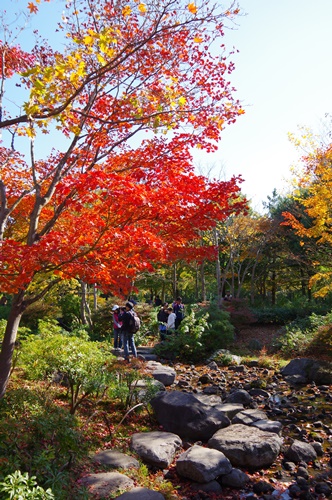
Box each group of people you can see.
[111,296,185,361]
[111,301,138,362]
[156,296,184,341]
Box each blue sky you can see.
[195,0,332,211]
[4,0,332,212]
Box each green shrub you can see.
[154,303,234,363]
[0,471,54,499]
[20,301,60,332]
[273,312,332,356]
[18,333,115,414]
[58,293,81,330]
[89,302,114,341]
[107,362,160,410]
[0,388,85,498]
[306,323,332,358]
[198,302,235,350]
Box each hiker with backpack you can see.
[121,301,140,362]
[173,296,184,330]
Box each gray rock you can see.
[115,487,166,499]
[130,431,182,468]
[132,379,165,391]
[190,480,222,493]
[220,468,250,488]
[208,423,282,469]
[281,358,332,385]
[92,450,139,469]
[252,419,283,435]
[232,408,268,425]
[150,391,230,441]
[192,393,222,406]
[144,362,176,386]
[215,403,244,420]
[225,389,253,406]
[284,374,307,385]
[176,444,232,483]
[315,482,332,496]
[284,439,317,463]
[311,441,324,456]
[81,472,134,498]
[249,388,271,398]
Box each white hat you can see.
[112,305,119,311]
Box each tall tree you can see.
[0,0,246,397]
[283,142,332,297]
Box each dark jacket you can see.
[121,310,133,333]
[157,308,168,323]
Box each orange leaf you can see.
[188,3,197,14]
[27,2,38,13]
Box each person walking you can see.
[166,306,176,335]
[173,296,184,330]
[112,305,122,349]
[121,301,138,362]
[157,302,168,340]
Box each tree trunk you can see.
[213,228,223,307]
[200,260,206,302]
[93,283,98,311]
[172,263,177,300]
[0,290,26,399]
[80,281,92,327]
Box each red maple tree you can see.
[0,0,246,397]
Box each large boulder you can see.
[81,472,134,498]
[208,423,282,469]
[225,389,253,406]
[232,409,283,435]
[145,361,176,386]
[280,358,332,385]
[130,431,182,468]
[92,450,139,469]
[176,444,232,483]
[150,391,230,441]
[284,439,317,463]
[115,487,166,499]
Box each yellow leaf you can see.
[194,36,203,43]
[122,5,131,16]
[188,3,197,14]
[178,96,186,106]
[83,35,94,45]
[138,3,147,13]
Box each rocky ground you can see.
[84,327,332,500]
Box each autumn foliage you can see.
[0,0,246,396]
[283,143,332,296]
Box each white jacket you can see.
[167,312,176,330]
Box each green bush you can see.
[18,333,115,414]
[154,303,234,363]
[273,312,332,356]
[0,471,54,499]
[58,293,81,330]
[0,389,85,498]
[20,301,60,332]
[198,302,235,350]
[108,362,160,410]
